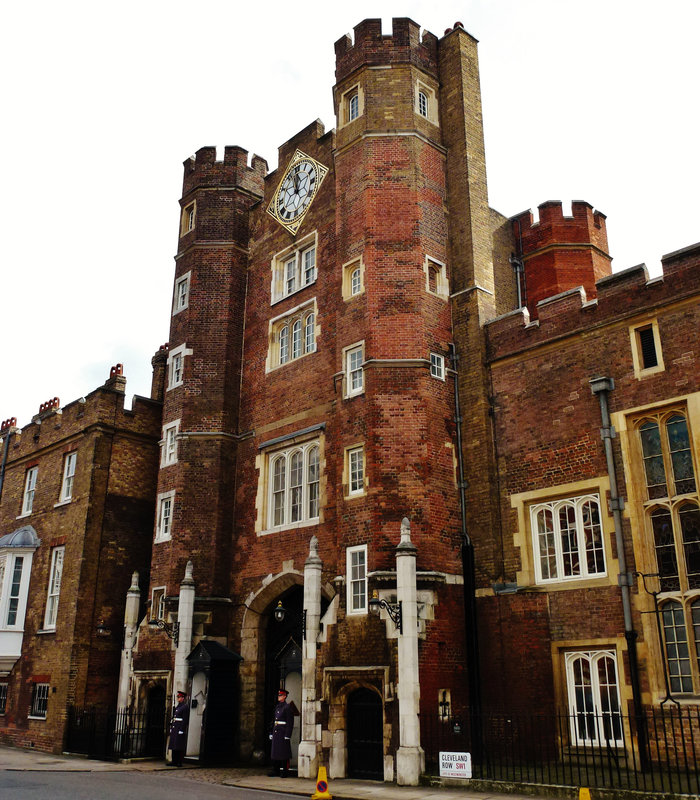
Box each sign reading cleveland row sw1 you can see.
[439,751,472,779]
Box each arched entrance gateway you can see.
[237,570,307,765]
[238,570,332,770]
[265,585,303,770]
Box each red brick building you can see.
[0,365,162,752]
[124,18,699,781]
[2,16,698,780]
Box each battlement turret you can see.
[335,17,438,83]
[511,200,612,317]
[182,145,267,197]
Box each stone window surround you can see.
[415,78,439,126]
[58,451,77,503]
[266,298,318,373]
[344,443,366,498]
[530,493,607,585]
[166,343,192,391]
[562,647,623,747]
[161,419,181,467]
[346,543,368,615]
[254,425,326,536]
[155,490,175,543]
[42,545,65,631]
[510,476,617,592]
[342,256,365,301]
[424,255,449,300]
[630,317,665,379]
[180,201,196,237]
[270,231,318,305]
[343,341,365,399]
[338,82,364,128]
[173,271,191,316]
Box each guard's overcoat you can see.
[168,698,190,750]
[270,699,294,761]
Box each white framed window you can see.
[346,545,368,614]
[344,343,365,398]
[167,344,191,390]
[21,467,38,516]
[424,255,448,299]
[0,683,7,714]
[59,452,77,503]
[43,546,64,630]
[2,555,25,627]
[29,683,49,720]
[180,201,196,237]
[151,586,166,621]
[265,441,320,531]
[348,92,359,121]
[342,256,365,301]
[271,233,318,303]
[415,81,438,124]
[161,421,180,467]
[565,650,623,747]
[339,84,364,127]
[530,494,606,584]
[173,272,191,315]
[0,541,37,633]
[430,353,445,380]
[347,446,365,496]
[268,300,317,371]
[155,491,175,542]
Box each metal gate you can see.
[347,688,383,780]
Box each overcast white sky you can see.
[1,1,698,427]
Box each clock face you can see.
[277,159,317,221]
[267,150,328,234]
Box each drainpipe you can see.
[449,343,482,762]
[589,376,649,769]
[509,254,524,310]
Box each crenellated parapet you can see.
[511,200,612,317]
[182,145,267,198]
[335,17,438,83]
[486,241,700,361]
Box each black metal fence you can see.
[65,706,165,761]
[422,707,700,795]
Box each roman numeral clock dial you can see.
[267,150,328,234]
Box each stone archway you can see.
[238,569,303,760]
[323,669,391,780]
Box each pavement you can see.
[0,745,570,800]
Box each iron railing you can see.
[422,707,700,795]
[65,706,166,761]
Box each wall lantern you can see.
[148,617,180,646]
[273,600,307,640]
[368,590,402,633]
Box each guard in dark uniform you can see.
[268,687,294,777]
[168,690,190,766]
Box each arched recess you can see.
[237,569,303,760]
[323,670,390,779]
